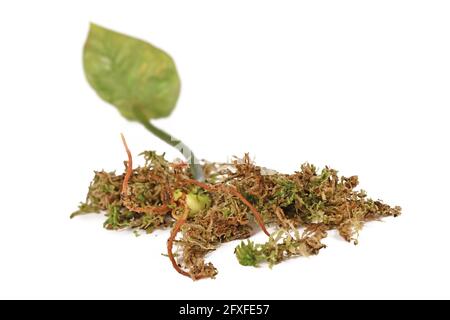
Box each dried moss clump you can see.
[72,139,401,280]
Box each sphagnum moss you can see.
[74,24,401,280]
[72,135,401,280]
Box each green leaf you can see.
[83,23,181,121]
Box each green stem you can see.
[135,114,204,181]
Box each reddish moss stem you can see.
[120,134,169,215]
[227,186,270,237]
[120,133,133,196]
[167,202,191,278]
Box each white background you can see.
[0,0,449,299]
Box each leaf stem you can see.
[134,111,204,181]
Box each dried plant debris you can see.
[71,136,401,280]
[76,25,401,280]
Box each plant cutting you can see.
[73,23,402,280]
